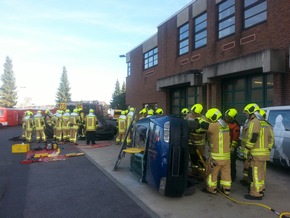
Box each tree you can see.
[55,66,72,103]
[110,80,126,109]
[0,56,17,108]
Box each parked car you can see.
[238,106,290,168]
[264,106,290,168]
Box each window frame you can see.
[217,0,236,39]
[143,47,158,70]
[178,23,189,56]
[243,0,267,29]
[193,12,207,50]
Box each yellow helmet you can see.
[243,103,260,114]
[181,108,189,115]
[225,108,237,119]
[65,109,70,113]
[191,103,203,114]
[206,108,222,122]
[147,109,154,115]
[121,110,126,115]
[259,109,266,119]
[37,110,41,114]
[155,108,163,115]
[129,107,134,112]
[89,109,94,113]
[73,109,78,113]
[139,108,147,115]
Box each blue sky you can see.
[0,0,192,105]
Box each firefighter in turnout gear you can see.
[224,108,240,181]
[185,103,207,173]
[126,107,135,145]
[84,109,98,145]
[62,109,71,142]
[53,110,63,142]
[200,108,231,195]
[69,109,80,145]
[116,110,127,145]
[33,110,47,143]
[78,109,86,140]
[24,111,35,143]
[242,103,274,200]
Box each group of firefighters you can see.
[21,108,98,145]
[115,103,273,201]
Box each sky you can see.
[0,0,192,106]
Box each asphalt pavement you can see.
[1,126,290,218]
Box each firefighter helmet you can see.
[225,108,237,119]
[181,108,189,115]
[37,110,41,114]
[147,109,154,115]
[259,109,266,119]
[206,108,222,122]
[155,108,163,115]
[129,107,134,112]
[73,109,78,113]
[243,103,260,114]
[191,103,203,114]
[89,109,94,113]
[139,108,147,115]
[65,109,70,113]
[121,110,126,115]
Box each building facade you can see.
[125,0,290,122]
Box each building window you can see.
[127,62,131,76]
[178,23,189,55]
[244,0,267,29]
[144,47,158,70]
[218,0,235,39]
[193,12,207,49]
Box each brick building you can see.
[124,0,290,122]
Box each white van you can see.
[263,106,290,168]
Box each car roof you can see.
[262,105,290,110]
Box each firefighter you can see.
[146,109,154,117]
[84,109,98,145]
[33,110,46,143]
[138,108,147,120]
[69,108,80,145]
[44,109,54,139]
[23,111,34,143]
[78,109,86,140]
[53,110,63,142]
[181,108,189,118]
[224,108,240,181]
[242,103,274,200]
[21,111,29,141]
[155,108,164,115]
[185,103,207,170]
[62,109,71,142]
[126,107,135,145]
[116,110,127,145]
[200,108,231,195]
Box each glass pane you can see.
[245,11,267,28]
[195,21,207,32]
[251,89,263,101]
[195,13,207,24]
[223,82,232,91]
[244,0,258,8]
[224,93,232,102]
[236,78,245,90]
[196,31,207,41]
[219,25,235,38]
[219,17,235,30]
[180,31,189,40]
[219,0,235,12]
[235,92,245,102]
[252,76,263,88]
[172,99,179,105]
[219,6,235,20]
[172,91,179,98]
[267,74,273,87]
[267,88,273,102]
[245,2,267,19]
[195,38,207,48]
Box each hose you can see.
[217,188,290,218]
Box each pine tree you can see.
[110,80,126,109]
[0,56,17,108]
[55,66,72,103]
